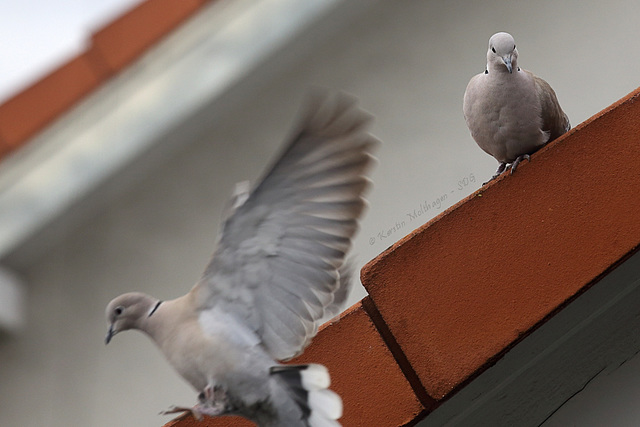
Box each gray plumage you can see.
[105,93,377,426]
[323,260,356,320]
[463,32,570,182]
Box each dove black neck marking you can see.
[148,300,163,317]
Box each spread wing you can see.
[194,93,377,360]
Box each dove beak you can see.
[502,55,513,73]
[105,324,115,345]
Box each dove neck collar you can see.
[148,300,163,317]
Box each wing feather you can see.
[195,92,377,360]
[530,72,571,141]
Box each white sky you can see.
[0,0,140,103]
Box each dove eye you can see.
[115,306,124,316]
[491,47,496,53]
[514,44,516,49]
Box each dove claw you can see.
[510,154,530,174]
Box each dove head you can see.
[105,292,160,344]
[487,32,518,74]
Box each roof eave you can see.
[0,0,344,263]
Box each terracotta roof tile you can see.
[361,85,640,402]
[0,52,102,149]
[0,0,212,157]
[90,0,211,74]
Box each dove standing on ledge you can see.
[463,32,570,182]
[105,93,378,426]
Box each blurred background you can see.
[1,0,639,425]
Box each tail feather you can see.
[270,364,342,426]
[300,364,331,390]
[309,389,342,419]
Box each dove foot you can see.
[160,403,225,421]
[510,154,530,174]
[483,162,508,185]
[161,386,230,421]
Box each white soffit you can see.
[0,0,342,260]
